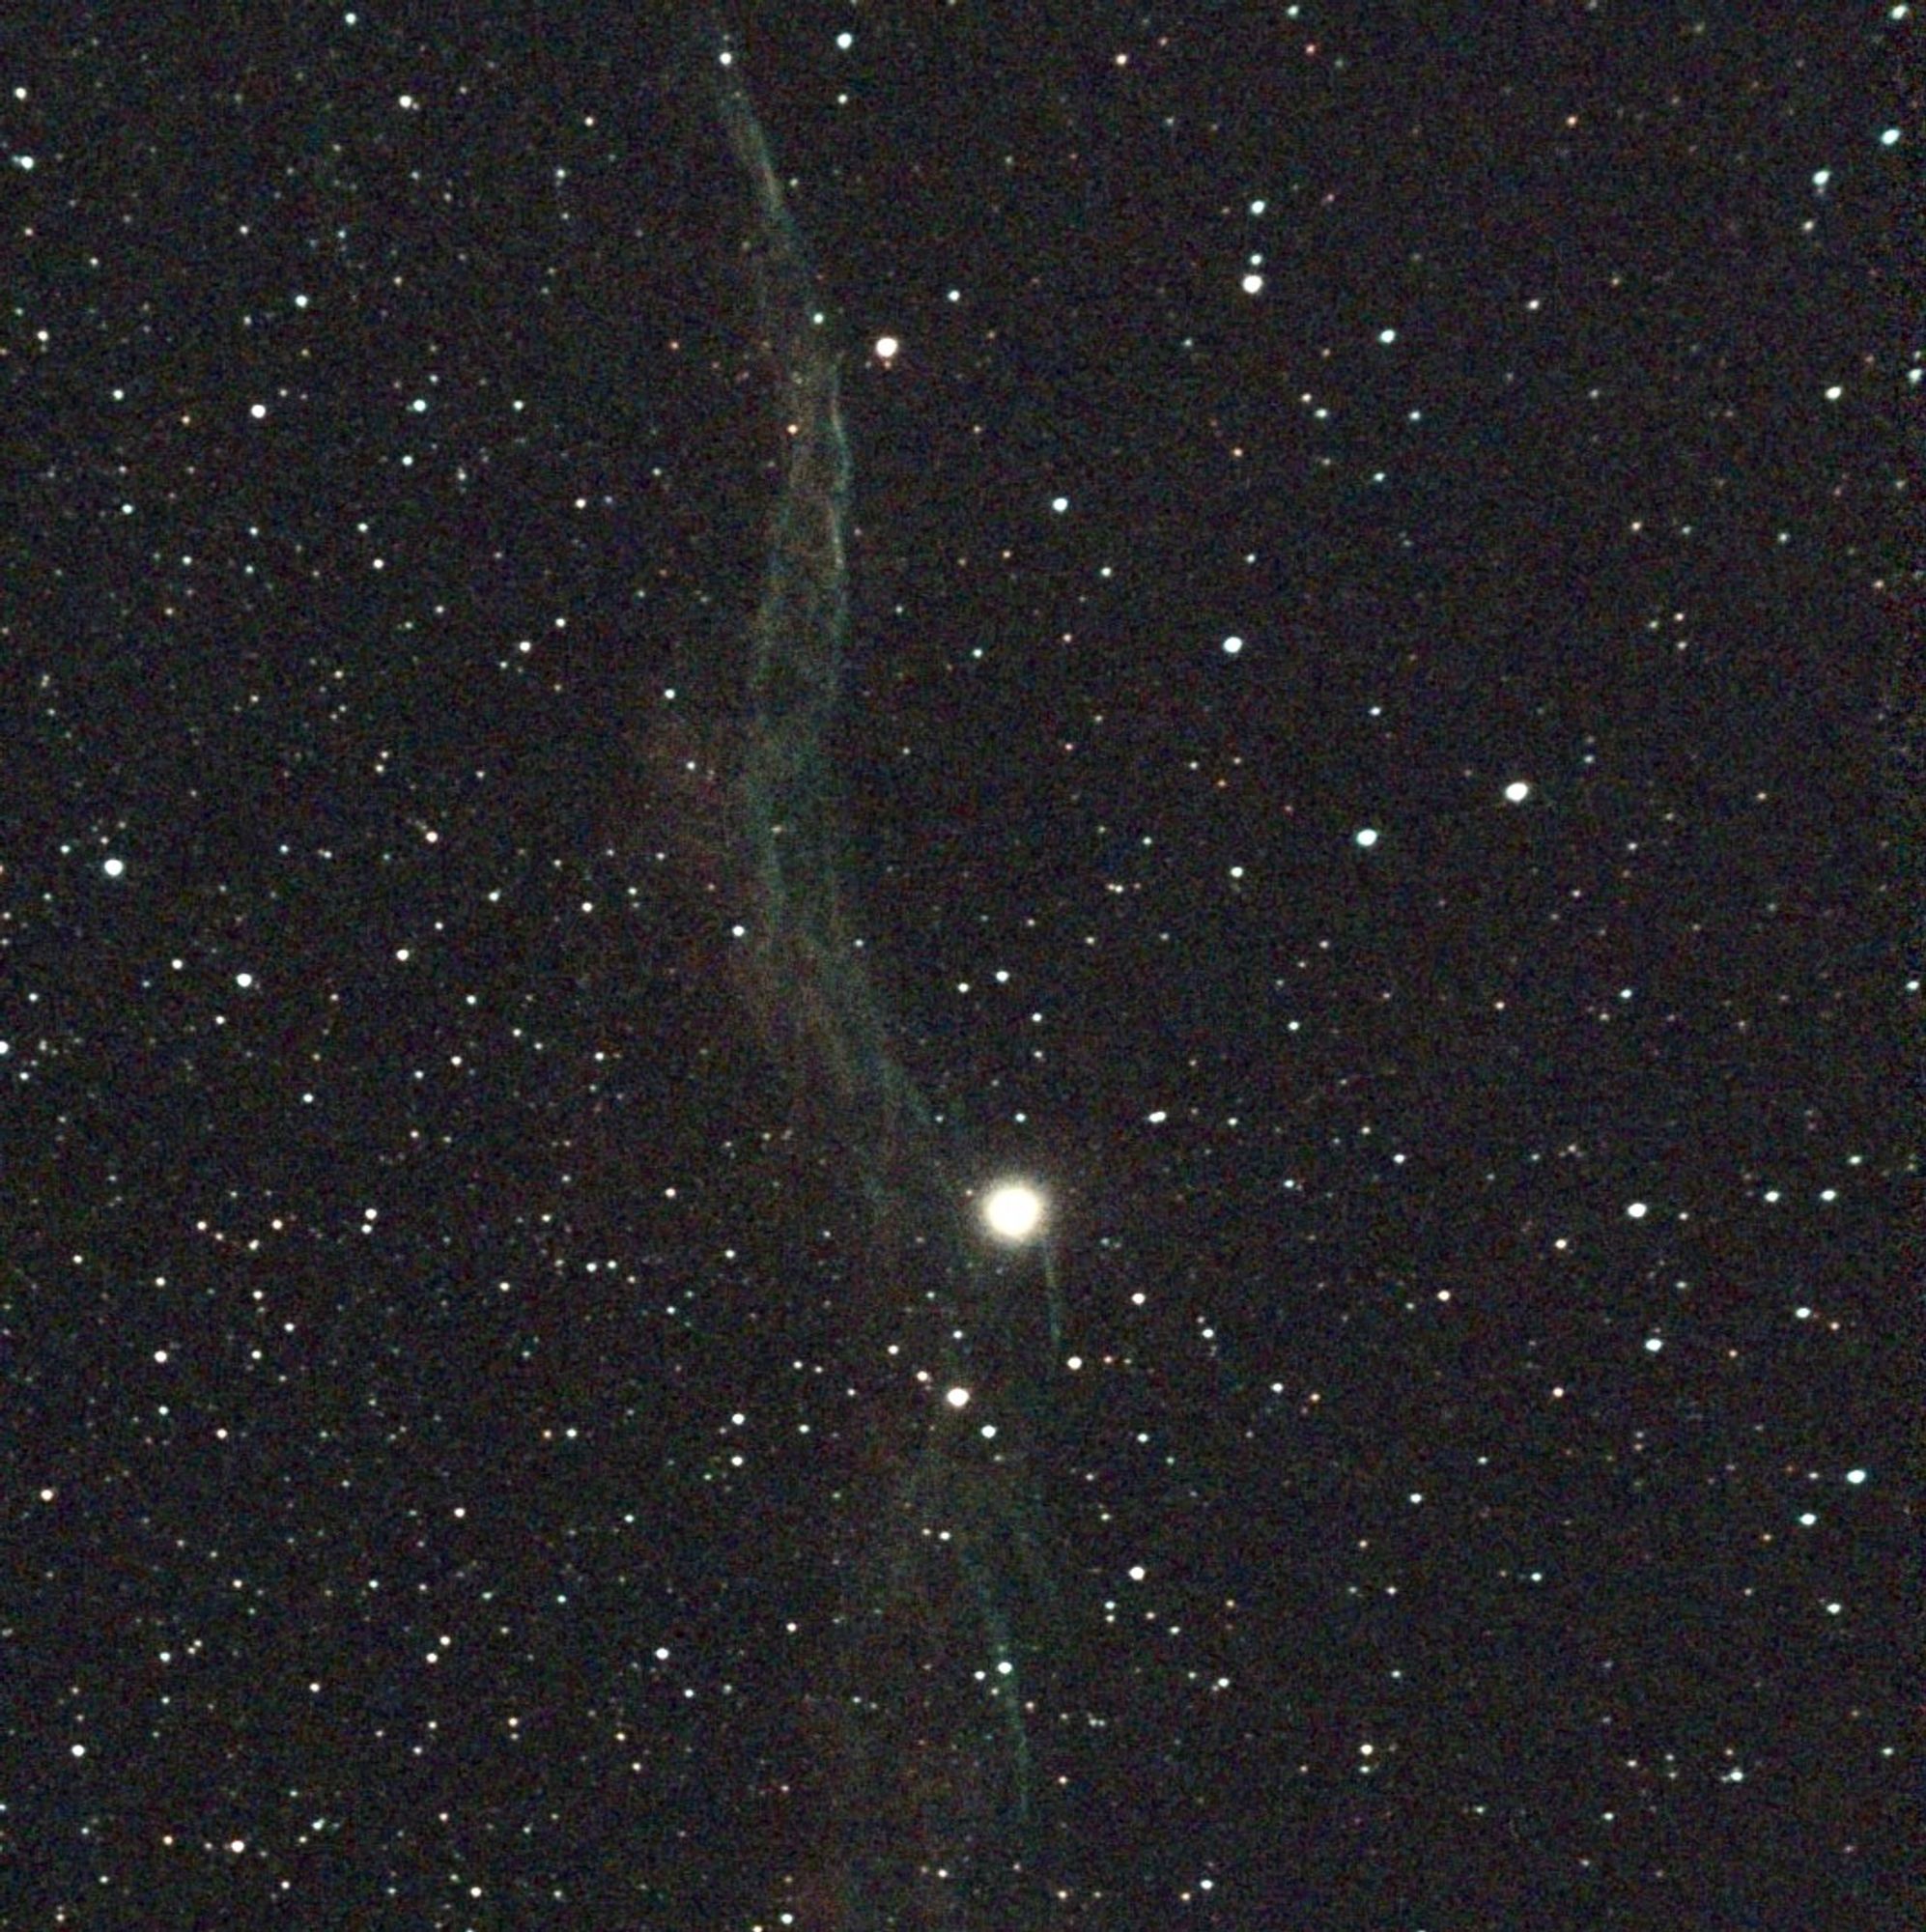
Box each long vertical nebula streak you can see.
[695,21,1058,1930]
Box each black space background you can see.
[0,4,1915,1928]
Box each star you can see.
[979,1179,1047,1245]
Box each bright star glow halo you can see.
[979,1179,1048,1245]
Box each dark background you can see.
[0,3,1914,1926]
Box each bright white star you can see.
[980,1180,1046,1244]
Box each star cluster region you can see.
[0,4,1912,1927]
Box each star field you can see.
[0,5,1913,1927]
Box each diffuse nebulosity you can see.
[689,19,1062,1927]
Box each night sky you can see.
[1,4,1915,1928]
